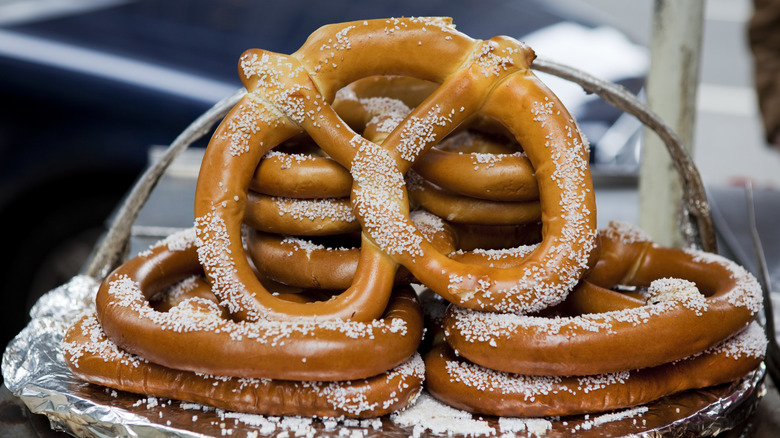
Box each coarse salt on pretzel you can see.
[406,170,541,225]
[251,150,352,199]
[412,130,539,202]
[248,76,430,201]
[443,221,763,376]
[245,210,457,290]
[95,229,423,381]
[424,322,767,417]
[194,17,597,318]
[243,192,359,236]
[64,312,425,418]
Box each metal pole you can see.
[639,0,705,247]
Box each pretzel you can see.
[407,170,541,225]
[94,229,424,381]
[245,210,457,290]
[249,138,352,199]
[194,17,598,317]
[424,323,767,417]
[243,192,359,236]
[443,221,763,376]
[64,314,425,419]
[412,130,539,202]
[247,76,434,201]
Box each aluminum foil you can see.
[1,276,768,437]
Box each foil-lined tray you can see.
[2,276,767,437]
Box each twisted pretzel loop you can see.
[424,323,766,417]
[194,17,597,318]
[412,130,539,202]
[65,311,424,419]
[443,221,763,376]
[94,229,424,381]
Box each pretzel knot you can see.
[194,17,598,320]
[425,221,766,417]
[442,221,764,376]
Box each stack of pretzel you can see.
[63,16,767,423]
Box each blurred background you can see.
[0,0,776,356]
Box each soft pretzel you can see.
[243,192,359,236]
[424,323,766,417]
[247,76,434,201]
[64,313,424,419]
[412,130,539,202]
[94,229,424,381]
[407,170,541,225]
[250,144,352,199]
[245,210,457,290]
[194,17,597,317]
[443,221,763,376]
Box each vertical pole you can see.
[639,0,705,247]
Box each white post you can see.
[639,0,705,247]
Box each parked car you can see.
[0,0,645,352]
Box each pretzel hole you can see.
[149,275,222,313]
[436,129,520,154]
[450,222,542,252]
[630,260,727,300]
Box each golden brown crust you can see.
[407,172,541,225]
[246,231,361,290]
[95,231,423,381]
[295,18,478,101]
[412,132,539,202]
[443,222,763,376]
[250,152,352,199]
[194,17,597,318]
[424,324,766,417]
[64,313,425,418]
[244,192,359,236]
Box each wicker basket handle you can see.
[83,89,246,279]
